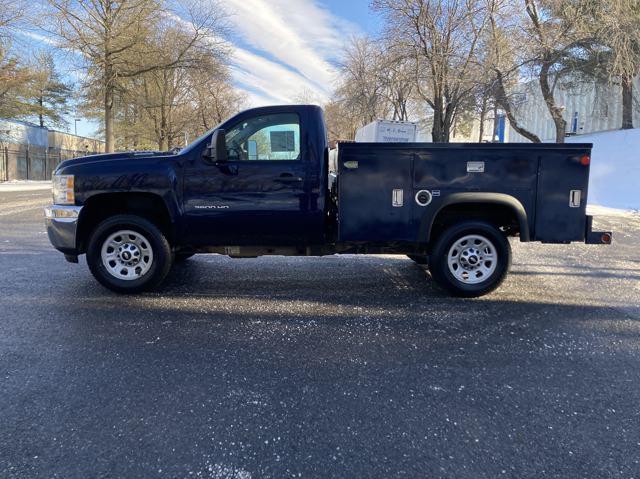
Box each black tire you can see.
[174,252,195,263]
[407,254,428,265]
[428,221,511,298]
[86,214,173,293]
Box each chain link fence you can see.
[0,144,99,181]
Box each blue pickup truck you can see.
[45,105,611,297]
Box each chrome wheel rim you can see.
[447,234,497,285]
[101,230,153,281]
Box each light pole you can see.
[74,118,81,136]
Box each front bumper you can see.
[44,205,83,257]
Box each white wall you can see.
[0,119,48,147]
[567,129,640,210]
[508,77,640,143]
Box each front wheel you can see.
[428,221,511,297]
[86,215,173,293]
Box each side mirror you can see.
[204,129,227,163]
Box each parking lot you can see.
[1,187,639,478]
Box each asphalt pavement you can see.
[1,188,639,478]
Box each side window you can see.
[225,113,300,161]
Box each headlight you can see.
[52,174,75,205]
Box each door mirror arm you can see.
[203,129,227,164]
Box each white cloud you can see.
[20,31,58,46]
[222,0,360,106]
[231,47,332,104]
[25,0,360,110]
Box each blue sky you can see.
[22,0,380,139]
[216,0,380,107]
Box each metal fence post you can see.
[26,144,30,180]
[1,146,5,181]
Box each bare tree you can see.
[114,21,240,151]
[0,0,25,37]
[483,0,542,142]
[379,43,414,121]
[330,35,417,138]
[129,20,227,150]
[323,99,362,142]
[335,36,391,125]
[188,63,245,131]
[292,87,322,106]
[373,0,490,142]
[520,0,601,143]
[587,0,640,129]
[47,0,228,152]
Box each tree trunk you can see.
[103,10,115,153]
[622,74,634,130]
[431,96,452,143]
[432,101,444,142]
[38,95,44,127]
[442,118,451,142]
[104,85,114,152]
[493,70,541,143]
[492,103,499,141]
[539,61,566,143]
[159,104,167,151]
[553,120,566,144]
[478,96,488,142]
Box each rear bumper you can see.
[585,215,612,244]
[44,205,82,257]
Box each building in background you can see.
[0,119,104,181]
[416,112,508,143]
[415,76,640,144]
[508,77,640,143]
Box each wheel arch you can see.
[422,192,530,245]
[76,192,176,254]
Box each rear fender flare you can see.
[421,192,530,243]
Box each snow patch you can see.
[586,205,637,217]
[567,129,640,210]
[0,180,51,192]
[194,461,252,479]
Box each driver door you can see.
[182,111,310,246]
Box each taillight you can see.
[580,155,590,166]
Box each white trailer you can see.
[355,120,417,143]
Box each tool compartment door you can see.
[337,145,414,242]
[534,149,590,242]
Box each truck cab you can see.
[178,105,328,247]
[45,104,611,297]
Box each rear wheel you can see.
[86,215,172,293]
[428,221,511,297]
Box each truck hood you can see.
[55,150,173,173]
